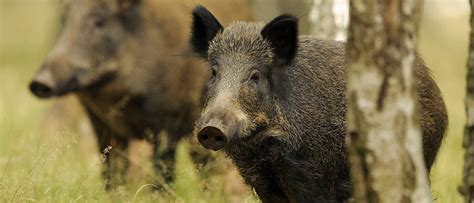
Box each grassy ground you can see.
[0,0,469,202]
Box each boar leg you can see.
[151,132,211,188]
[85,107,130,190]
[150,131,215,190]
[151,131,176,189]
[101,136,130,190]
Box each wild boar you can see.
[191,6,447,202]
[29,0,253,189]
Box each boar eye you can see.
[249,70,260,83]
[211,65,217,78]
[94,18,106,28]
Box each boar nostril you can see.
[29,81,54,98]
[197,126,228,151]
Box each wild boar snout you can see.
[197,110,242,151]
[29,66,55,98]
[198,125,228,151]
[29,58,86,98]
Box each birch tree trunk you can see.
[310,0,337,39]
[461,1,474,202]
[246,0,314,35]
[346,0,431,202]
[246,0,280,24]
[276,0,313,35]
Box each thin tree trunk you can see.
[276,0,313,35]
[246,0,314,35]
[246,0,280,24]
[461,1,474,202]
[310,0,337,39]
[346,0,431,202]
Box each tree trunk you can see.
[276,0,313,35]
[310,0,337,39]
[246,0,280,24]
[461,1,474,202]
[246,0,314,35]
[346,0,431,202]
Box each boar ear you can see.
[191,6,223,58]
[118,0,141,11]
[118,0,141,32]
[261,14,298,66]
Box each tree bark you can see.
[310,0,337,39]
[246,0,314,35]
[346,0,431,202]
[276,0,313,35]
[461,1,474,202]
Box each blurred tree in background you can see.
[310,0,336,39]
[247,0,313,34]
[461,0,474,202]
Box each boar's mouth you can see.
[58,69,118,96]
[196,119,270,151]
[29,68,117,98]
[234,124,268,143]
[81,70,117,92]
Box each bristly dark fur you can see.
[191,5,223,58]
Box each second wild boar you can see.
[28,0,253,188]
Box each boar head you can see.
[29,0,141,98]
[191,6,298,151]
